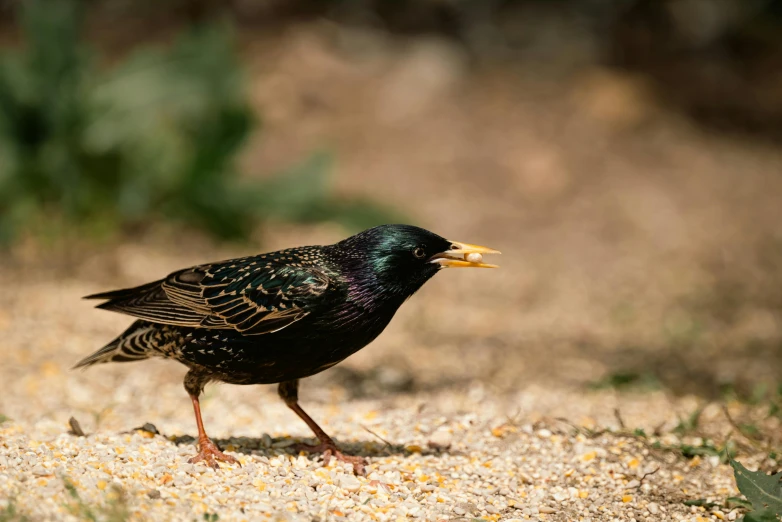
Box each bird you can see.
[74,224,499,473]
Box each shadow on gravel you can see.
[314,335,782,403]
[129,424,454,460]
[590,340,782,400]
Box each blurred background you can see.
[1,0,782,410]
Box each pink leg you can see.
[187,394,240,468]
[278,380,367,475]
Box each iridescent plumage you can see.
[74,224,499,472]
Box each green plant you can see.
[673,404,706,435]
[730,458,782,521]
[0,500,30,522]
[63,477,130,522]
[0,0,397,245]
[586,371,661,391]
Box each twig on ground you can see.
[614,408,626,430]
[68,417,85,437]
[634,467,660,488]
[554,417,608,438]
[361,425,393,449]
[721,405,766,452]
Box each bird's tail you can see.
[73,320,163,369]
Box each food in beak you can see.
[429,241,501,268]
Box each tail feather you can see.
[84,279,207,327]
[73,321,162,369]
[83,280,164,301]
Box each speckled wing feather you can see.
[86,252,332,335]
[180,260,330,334]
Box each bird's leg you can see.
[184,370,239,469]
[278,380,367,475]
[188,394,240,468]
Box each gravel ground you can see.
[0,266,758,522]
[4,22,782,520]
[0,406,742,522]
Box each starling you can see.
[74,224,499,473]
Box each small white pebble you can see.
[428,428,452,449]
[465,253,483,263]
[339,475,361,492]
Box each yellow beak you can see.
[429,240,501,268]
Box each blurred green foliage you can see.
[0,0,398,245]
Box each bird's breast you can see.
[179,297,405,384]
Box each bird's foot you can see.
[294,441,367,475]
[188,437,240,469]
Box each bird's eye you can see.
[413,247,426,259]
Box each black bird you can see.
[74,224,499,472]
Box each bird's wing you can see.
[87,259,332,335]
[85,279,208,326]
[172,261,331,334]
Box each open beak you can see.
[429,241,501,268]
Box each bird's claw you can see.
[293,441,367,475]
[189,438,240,469]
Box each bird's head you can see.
[333,224,500,299]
